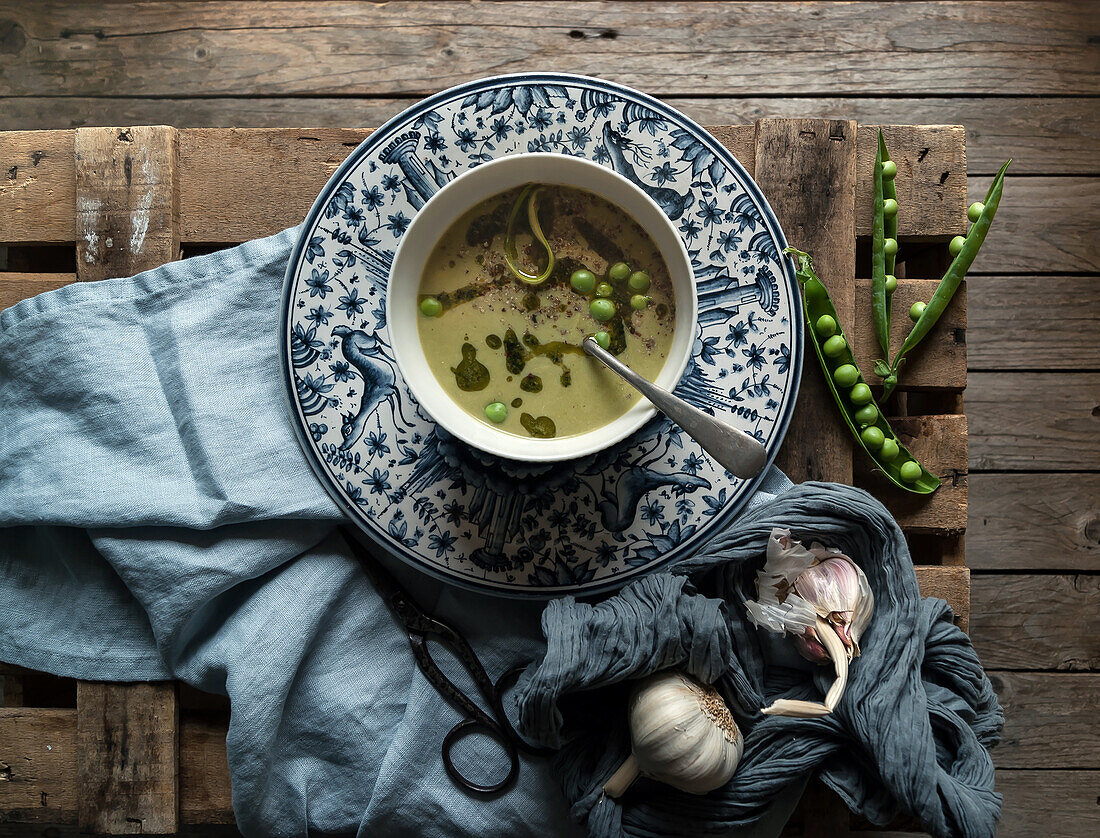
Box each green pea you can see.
[949,235,966,257]
[883,198,898,218]
[484,402,507,423]
[822,335,847,358]
[861,426,885,449]
[882,160,897,180]
[968,201,985,223]
[849,383,872,405]
[419,296,442,317]
[804,278,828,302]
[630,294,650,311]
[595,282,614,298]
[885,274,897,293]
[899,460,922,482]
[883,238,898,257]
[590,298,616,322]
[833,364,859,388]
[815,314,837,338]
[854,403,878,425]
[593,331,611,350]
[609,262,631,282]
[570,269,596,294]
[910,301,926,322]
[628,271,651,292]
[879,438,900,462]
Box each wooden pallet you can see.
[0,121,970,836]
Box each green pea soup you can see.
[417,184,676,439]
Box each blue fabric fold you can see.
[0,230,999,838]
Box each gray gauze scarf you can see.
[516,481,1003,838]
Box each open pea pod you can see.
[785,247,939,495]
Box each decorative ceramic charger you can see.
[281,73,802,597]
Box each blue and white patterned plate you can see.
[281,74,801,597]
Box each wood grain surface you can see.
[968,276,1100,370]
[967,372,1100,470]
[71,125,181,835]
[967,474,1099,571]
[1,2,1096,97]
[971,574,1100,670]
[76,683,179,834]
[756,118,857,488]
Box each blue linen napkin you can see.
[0,229,1000,837]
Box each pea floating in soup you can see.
[417,184,676,439]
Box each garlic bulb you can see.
[603,670,743,798]
[744,528,873,718]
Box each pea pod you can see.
[880,159,1010,397]
[785,247,939,495]
[871,131,898,359]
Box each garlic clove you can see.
[760,617,849,718]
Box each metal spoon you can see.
[582,337,768,479]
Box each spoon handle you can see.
[583,338,767,480]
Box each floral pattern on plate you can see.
[282,73,801,596]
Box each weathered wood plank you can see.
[913,565,970,632]
[75,127,179,281]
[0,130,75,243]
[968,276,1100,370]
[178,124,963,241]
[179,127,369,242]
[968,474,1099,571]
[968,372,1100,471]
[990,672,1099,769]
[967,175,1099,274]
[73,125,181,835]
[178,715,234,825]
[0,707,77,823]
[995,770,1100,838]
[1,96,1091,176]
[856,125,966,240]
[852,278,965,391]
[757,119,857,488]
[854,415,967,535]
[971,574,1099,671]
[2,2,1096,97]
[0,273,76,312]
[76,682,179,834]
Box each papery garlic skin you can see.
[603,670,743,798]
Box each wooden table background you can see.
[0,2,1097,836]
